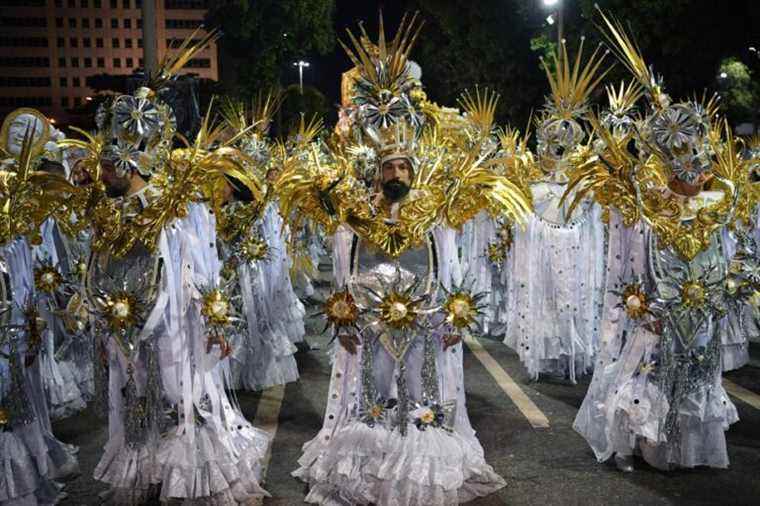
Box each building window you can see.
[97,57,104,68]
[165,19,204,29]
[68,18,76,28]
[165,1,207,9]
[186,58,211,68]
[94,0,101,6]
[68,0,76,7]
[62,97,69,107]
[110,0,117,7]
[73,77,81,87]
[70,38,78,48]
[111,18,118,29]
[113,58,121,68]
[57,37,65,48]
[124,19,131,29]
[125,39,133,48]
[55,18,63,28]
[83,37,91,48]
[0,77,52,87]
[138,57,144,67]
[82,18,90,28]
[96,38,103,48]
[55,0,63,7]
[112,38,120,48]
[126,57,133,68]
[123,0,130,8]
[71,57,79,68]
[81,0,89,7]
[137,19,142,29]
[137,38,143,48]
[95,18,103,28]
[58,57,66,67]
[60,77,67,87]
[0,17,47,27]
[75,97,82,107]
[84,57,92,68]
[0,57,51,67]
[0,37,49,48]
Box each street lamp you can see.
[719,71,728,80]
[293,60,310,94]
[541,0,563,47]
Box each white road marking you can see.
[464,334,551,429]
[723,378,760,410]
[252,384,286,478]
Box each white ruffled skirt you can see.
[294,421,505,505]
[574,327,738,470]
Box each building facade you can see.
[0,0,217,124]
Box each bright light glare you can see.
[546,14,555,25]
[543,0,560,7]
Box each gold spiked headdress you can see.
[340,12,425,142]
[541,37,610,120]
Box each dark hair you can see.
[38,158,66,176]
[224,174,254,202]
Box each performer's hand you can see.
[206,333,233,359]
[443,334,461,350]
[644,319,664,336]
[338,333,360,355]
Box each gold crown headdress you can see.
[541,37,610,120]
[458,86,500,138]
[606,80,644,116]
[374,121,416,168]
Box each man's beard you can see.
[381,179,410,202]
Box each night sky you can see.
[285,0,760,126]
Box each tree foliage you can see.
[404,0,547,129]
[718,57,758,124]
[206,0,336,97]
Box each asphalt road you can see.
[53,312,760,506]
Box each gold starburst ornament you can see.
[201,289,232,327]
[379,291,420,330]
[324,289,359,329]
[622,283,649,319]
[34,265,63,294]
[443,292,480,330]
[104,291,140,332]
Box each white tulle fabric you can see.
[0,238,78,505]
[294,225,505,505]
[574,213,739,470]
[227,224,299,391]
[718,228,750,371]
[93,202,269,504]
[32,219,88,420]
[458,213,507,335]
[260,202,306,344]
[504,184,605,382]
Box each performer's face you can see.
[100,158,131,198]
[380,158,412,203]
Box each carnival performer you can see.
[502,39,608,383]
[1,109,80,505]
[216,93,301,391]
[572,10,756,472]
[66,33,271,504]
[282,14,530,505]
